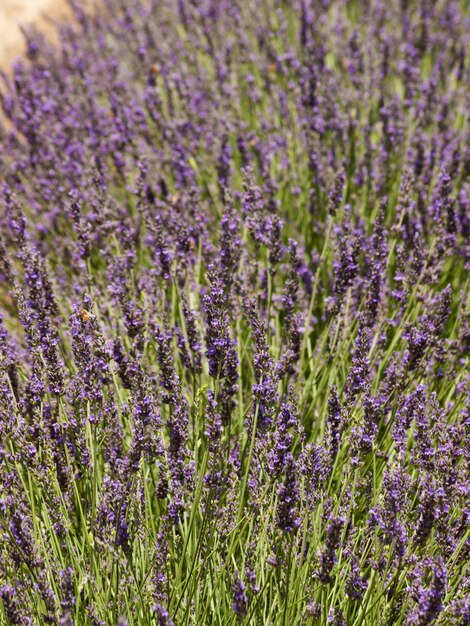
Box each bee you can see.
[80,309,91,324]
[150,63,161,75]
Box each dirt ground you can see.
[0,0,69,66]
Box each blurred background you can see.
[0,0,68,65]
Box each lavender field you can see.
[0,0,469,624]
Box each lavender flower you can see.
[232,573,248,619]
[405,558,447,626]
[317,516,345,584]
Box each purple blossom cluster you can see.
[0,0,469,624]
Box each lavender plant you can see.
[0,0,469,624]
